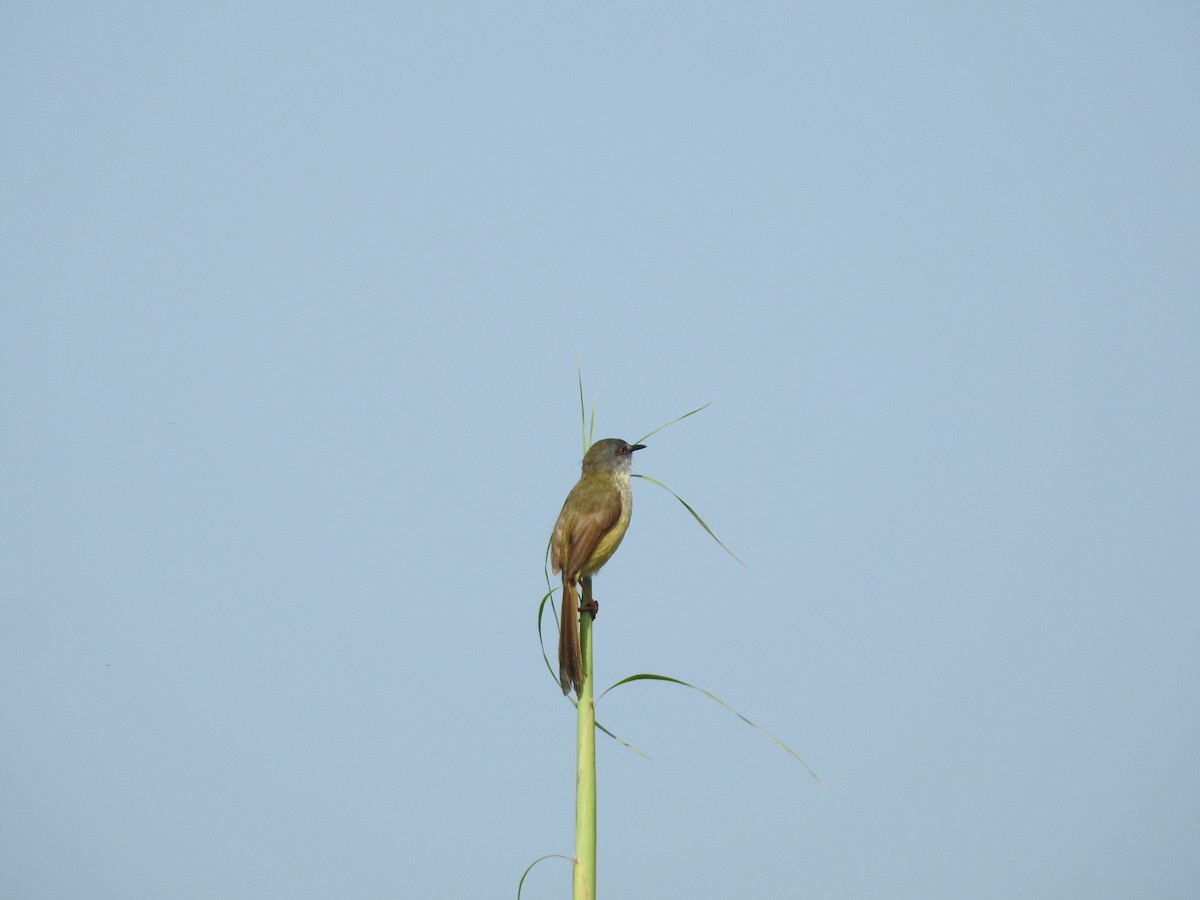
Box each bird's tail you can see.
[558,577,582,696]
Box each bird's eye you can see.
[618,445,627,455]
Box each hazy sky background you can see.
[3,3,1197,898]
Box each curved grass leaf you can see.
[599,673,825,787]
[516,853,572,899]
[536,588,560,684]
[633,473,745,566]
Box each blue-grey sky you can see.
[3,3,1197,898]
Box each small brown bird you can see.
[550,438,645,696]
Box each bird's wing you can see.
[551,484,620,579]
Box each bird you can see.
[550,438,645,696]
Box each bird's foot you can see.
[579,581,599,619]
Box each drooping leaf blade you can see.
[633,473,745,565]
[599,673,825,787]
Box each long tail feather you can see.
[558,578,581,695]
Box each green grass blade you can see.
[599,673,825,787]
[594,719,652,759]
[634,399,715,445]
[575,353,587,454]
[633,473,745,565]
[536,588,561,684]
[516,854,572,899]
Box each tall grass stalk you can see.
[572,576,597,899]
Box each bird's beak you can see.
[630,444,646,452]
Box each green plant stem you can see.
[573,576,597,900]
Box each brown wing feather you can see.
[551,481,620,579]
[562,506,619,577]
